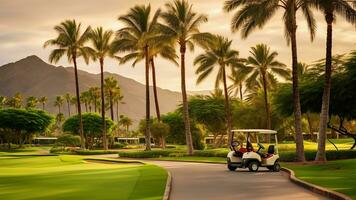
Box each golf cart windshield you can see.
[231,129,279,154]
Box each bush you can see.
[118,149,183,158]
[74,150,120,155]
[55,134,80,147]
[111,142,126,149]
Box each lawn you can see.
[285,159,356,199]
[156,156,226,163]
[0,155,167,200]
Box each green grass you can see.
[285,159,356,199]
[0,155,167,200]
[0,146,51,155]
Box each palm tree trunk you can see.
[73,56,85,150]
[239,82,243,101]
[290,8,305,162]
[222,65,233,145]
[180,45,194,155]
[145,45,151,151]
[151,58,161,121]
[42,103,45,110]
[316,13,333,162]
[67,100,71,116]
[109,92,114,121]
[261,71,271,129]
[100,58,108,150]
[306,112,314,140]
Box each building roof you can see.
[231,129,277,134]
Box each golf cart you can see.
[227,129,280,172]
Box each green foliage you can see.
[55,134,81,147]
[151,121,170,140]
[161,112,205,150]
[111,142,126,149]
[0,108,54,133]
[63,113,114,137]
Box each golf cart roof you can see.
[231,129,277,134]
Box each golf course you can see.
[0,150,167,200]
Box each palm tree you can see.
[160,0,211,155]
[104,77,119,121]
[245,44,289,130]
[44,20,94,149]
[80,91,90,112]
[26,96,38,109]
[114,94,124,124]
[88,87,100,113]
[0,96,6,109]
[120,116,133,138]
[70,96,78,114]
[223,0,316,162]
[194,35,245,144]
[10,92,23,108]
[64,93,73,116]
[309,0,356,162]
[229,67,250,101]
[90,27,116,150]
[54,96,64,114]
[112,5,161,151]
[38,96,48,110]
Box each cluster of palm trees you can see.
[43,0,355,160]
[0,93,48,110]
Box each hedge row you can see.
[118,149,356,162]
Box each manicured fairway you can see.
[286,159,356,199]
[0,155,167,200]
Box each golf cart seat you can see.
[268,145,275,154]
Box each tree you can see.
[223,0,316,162]
[54,96,64,114]
[112,5,161,151]
[26,96,38,109]
[0,109,54,148]
[62,113,114,149]
[245,44,289,130]
[229,67,250,101]
[90,27,116,150]
[194,35,244,144]
[310,0,356,162]
[151,120,170,149]
[160,0,212,155]
[44,20,94,149]
[0,96,6,109]
[104,77,120,121]
[55,134,81,149]
[185,92,227,147]
[38,96,48,110]
[119,116,133,137]
[64,93,73,116]
[6,92,23,108]
[88,87,100,113]
[80,91,90,112]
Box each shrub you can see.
[118,149,183,158]
[111,142,126,149]
[74,150,120,155]
[55,134,80,147]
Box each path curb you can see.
[163,172,172,200]
[281,167,352,200]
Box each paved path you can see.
[93,155,328,200]
[149,161,328,200]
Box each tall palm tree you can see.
[70,96,78,114]
[114,93,124,124]
[245,44,289,129]
[64,93,73,116]
[90,27,116,150]
[11,92,23,108]
[54,96,64,114]
[104,77,119,121]
[80,91,90,112]
[44,20,94,149]
[309,0,356,162]
[194,35,245,144]
[160,0,211,155]
[223,0,316,162]
[38,96,48,110]
[112,5,161,151]
[26,96,38,109]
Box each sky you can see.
[0,0,355,92]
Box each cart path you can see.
[150,160,328,200]
[92,155,327,200]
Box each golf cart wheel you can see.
[227,164,237,171]
[273,162,281,172]
[248,161,259,172]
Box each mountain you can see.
[0,55,182,126]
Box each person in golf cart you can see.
[227,129,280,172]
